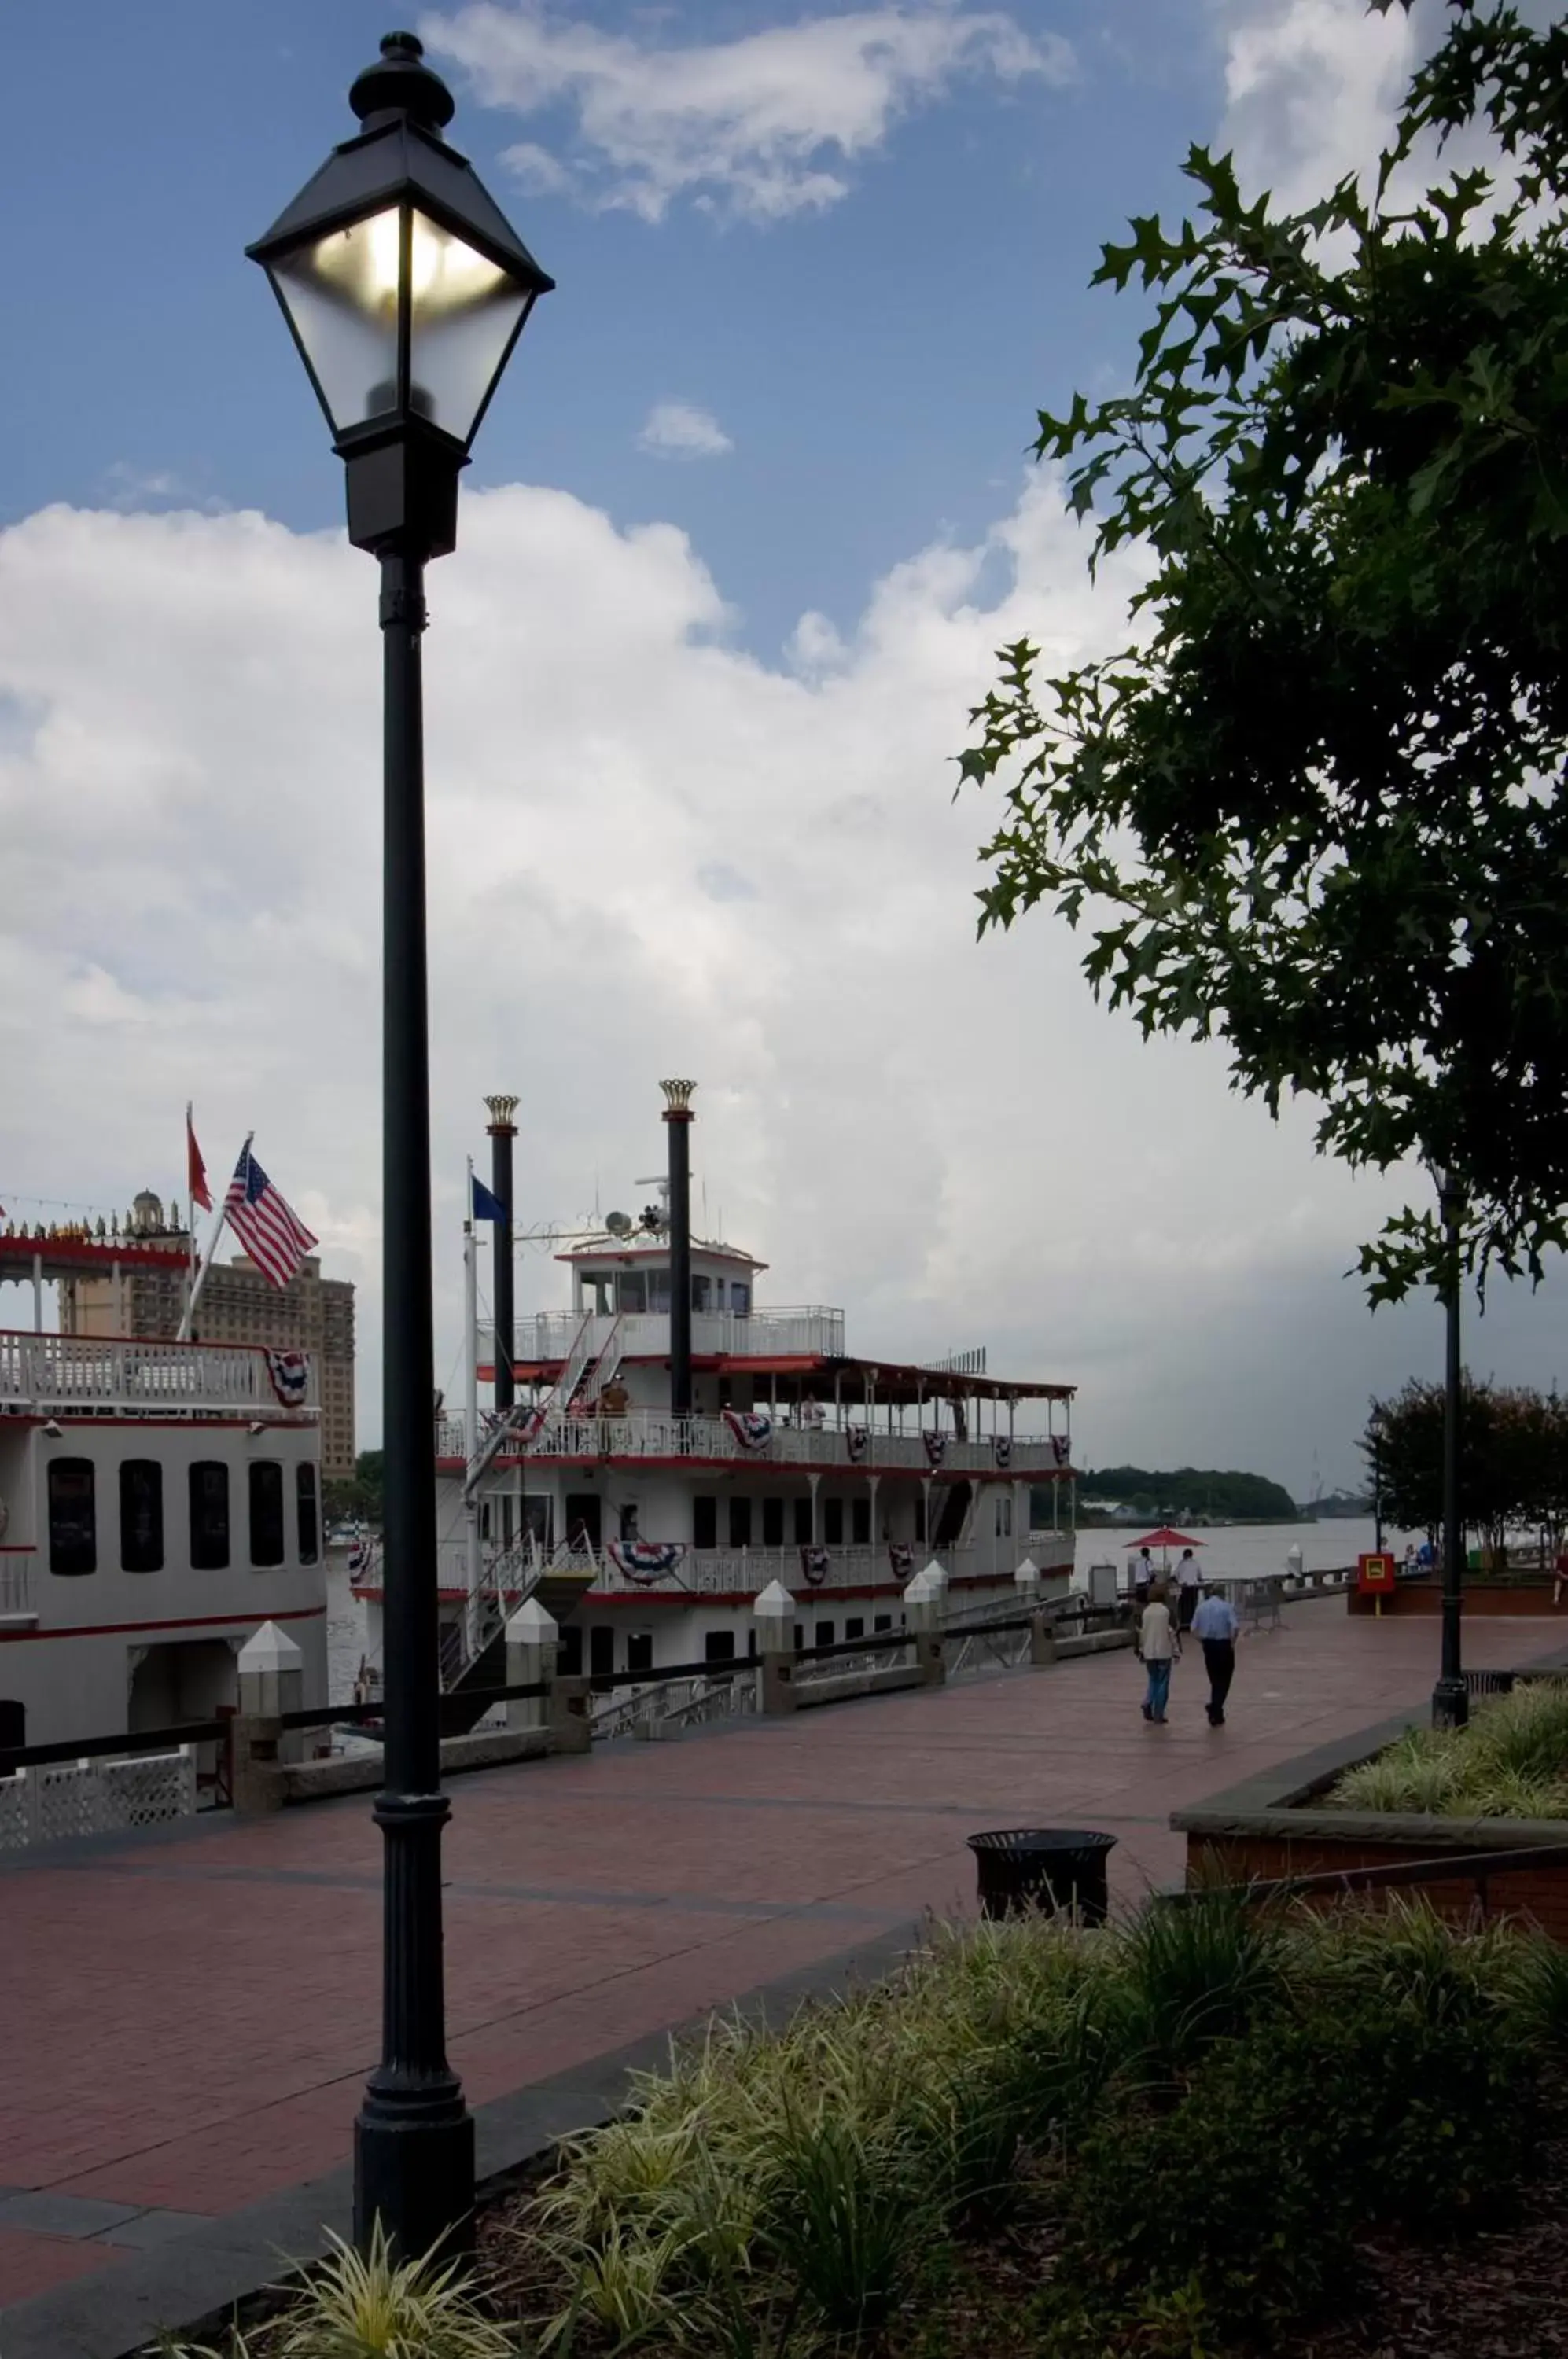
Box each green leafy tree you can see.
[959,1,1568,1301]
[1364,1378,1568,1558]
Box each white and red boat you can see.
[353,1084,1077,1694]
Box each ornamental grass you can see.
[1331,1681,1568,1819]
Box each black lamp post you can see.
[248,33,552,2259]
[1429,1162,1468,1730]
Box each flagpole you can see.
[463,1162,480,1613]
[178,1131,250,1342]
[185,1103,199,1330]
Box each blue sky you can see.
[7,0,1555,1492]
[5,1,1213,655]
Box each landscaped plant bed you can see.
[1175,1677,1568,1944]
[157,1898,1568,2357]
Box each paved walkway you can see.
[0,1603,1551,2319]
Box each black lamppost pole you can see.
[248,33,553,2257]
[1430,1163,1468,1730]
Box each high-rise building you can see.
[60,1191,357,1484]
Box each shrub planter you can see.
[1172,1695,1568,1944]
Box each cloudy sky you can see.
[0,0,1559,1498]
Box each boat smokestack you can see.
[484,1095,518,1415]
[661,1080,696,1420]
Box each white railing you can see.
[0,1331,318,1416]
[591,1670,760,1742]
[0,1559,33,1617]
[594,1542,970,1598]
[518,1308,847,1365]
[434,1408,1070,1476]
[0,1746,198,1851]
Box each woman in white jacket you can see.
[1136,1582,1178,1724]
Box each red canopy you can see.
[1127,1527,1204,1554]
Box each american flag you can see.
[223,1146,318,1289]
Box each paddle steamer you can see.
[353,1082,1077,1695]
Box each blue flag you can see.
[471,1173,506,1224]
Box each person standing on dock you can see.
[1136,1581,1177,1723]
[1191,1584,1240,1726]
[1175,1547,1202,1629]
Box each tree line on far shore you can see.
[1364,1383,1568,1563]
[1082,1465,1298,1523]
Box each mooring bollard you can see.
[904,1564,948,1687]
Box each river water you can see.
[323,1517,1401,1705]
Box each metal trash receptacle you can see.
[967,1827,1117,1924]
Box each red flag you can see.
[187,1105,212,1213]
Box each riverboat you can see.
[352,1083,1077,1697]
[0,1225,327,1750]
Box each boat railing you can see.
[517,1307,847,1366]
[0,1330,318,1416]
[433,1407,1071,1476]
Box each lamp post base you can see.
[354,2104,476,2263]
[1431,1673,1470,1730]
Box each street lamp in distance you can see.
[248,31,554,2262]
[1427,1159,1468,1730]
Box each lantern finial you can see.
[349,31,456,134]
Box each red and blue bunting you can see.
[723,1408,775,1452]
[607,1540,687,1584]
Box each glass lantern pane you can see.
[268,210,403,436]
[405,210,530,444]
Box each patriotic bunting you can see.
[607,1539,687,1584]
[845,1424,868,1463]
[888,1542,914,1578]
[723,1408,774,1452]
[800,1545,830,1587]
[263,1349,310,1408]
[992,1434,1013,1470]
[1051,1435,1072,1466]
[922,1431,948,1468]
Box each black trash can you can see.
[967,1828,1117,1925]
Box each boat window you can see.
[0,1698,24,1751]
[874,1614,893,1633]
[1029,1486,1054,1531]
[617,1270,647,1315]
[619,1502,640,1542]
[296,1463,319,1565]
[120,1460,164,1573]
[48,1459,97,1577]
[628,1631,653,1673]
[728,1496,753,1548]
[761,1497,784,1547]
[558,1625,583,1676]
[588,1626,614,1687]
[731,1283,751,1316]
[913,1496,926,1544]
[580,1272,613,1316]
[693,1496,718,1549]
[190,1462,230,1570]
[845,1617,864,1641]
[249,1462,285,1567]
[996,1492,1014,1538]
[823,1498,845,1545]
[521,1496,553,1549]
[648,1268,671,1313]
[793,1623,804,1652]
[852,1497,870,1546]
[705,1629,736,1665]
[815,1620,834,1649]
[691,1273,712,1314]
[793,1497,813,1545]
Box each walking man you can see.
[1136,1580,1177,1724]
[1191,1583,1240,1726]
[1175,1546,1202,1630]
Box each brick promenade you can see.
[0,1604,1551,2319]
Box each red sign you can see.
[1357,1551,1396,1594]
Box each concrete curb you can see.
[0,1921,924,2359]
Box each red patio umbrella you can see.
[1125,1526,1205,1569]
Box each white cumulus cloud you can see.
[638,402,734,461]
[3,476,1554,1495]
[421,0,1071,221]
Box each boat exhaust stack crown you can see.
[484,1095,518,1414]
